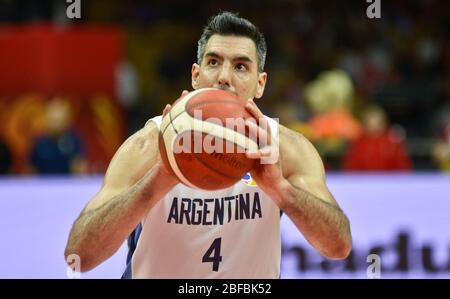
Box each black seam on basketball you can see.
[161,93,198,135]
[186,150,246,181]
[162,110,188,136]
[168,109,178,135]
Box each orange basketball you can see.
[158,88,258,190]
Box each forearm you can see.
[271,179,352,259]
[65,163,177,271]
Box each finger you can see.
[246,119,267,146]
[181,90,189,98]
[259,117,272,145]
[246,99,272,146]
[260,145,280,165]
[245,98,264,119]
[246,119,271,147]
[245,146,273,159]
[246,118,259,145]
[260,146,272,156]
[162,104,171,117]
[245,150,261,159]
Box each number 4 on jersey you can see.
[202,238,222,271]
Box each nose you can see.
[217,63,232,88]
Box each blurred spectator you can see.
[116,59,139,135]
[0,0,447,170]
[304,69,362,169]
[431,122,450,171]
[343,105,412,171]
[116,60,139,109]
[0,139,12,174]
[305,69,362,140]
[29,99,87,175]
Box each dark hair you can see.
[197,11,267,73]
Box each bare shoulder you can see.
[123,120,159,156]
[102,120,160,190]
[279,125,326,179]
[278,125,338,207]
[279,125,307,148]
[85,120,161,211]
[279,125,318,161]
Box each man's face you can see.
[191,34,267,101]
[363,108,387,136]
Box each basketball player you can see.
[65,12,352,278]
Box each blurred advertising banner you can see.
[0,174,449,278]
[0,24,125,173]
[282,173,450,278]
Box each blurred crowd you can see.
[0,0,449,174]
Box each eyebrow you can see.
[204,51,253,64]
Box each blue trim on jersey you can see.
[121,223,142,279]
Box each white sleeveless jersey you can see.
[129,115,281,278]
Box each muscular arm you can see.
[278,178,351,259]
[243,100,351,259]
[64,122,178,272]
[269,126,352,259]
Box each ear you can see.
[255,71,267,99]
[191,63,200,90]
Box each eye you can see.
[236,63,247,71]
[208,59,218,66]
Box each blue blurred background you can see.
[0,0,449,278]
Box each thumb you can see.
[162,104,171,117]
[180,90,189,98]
